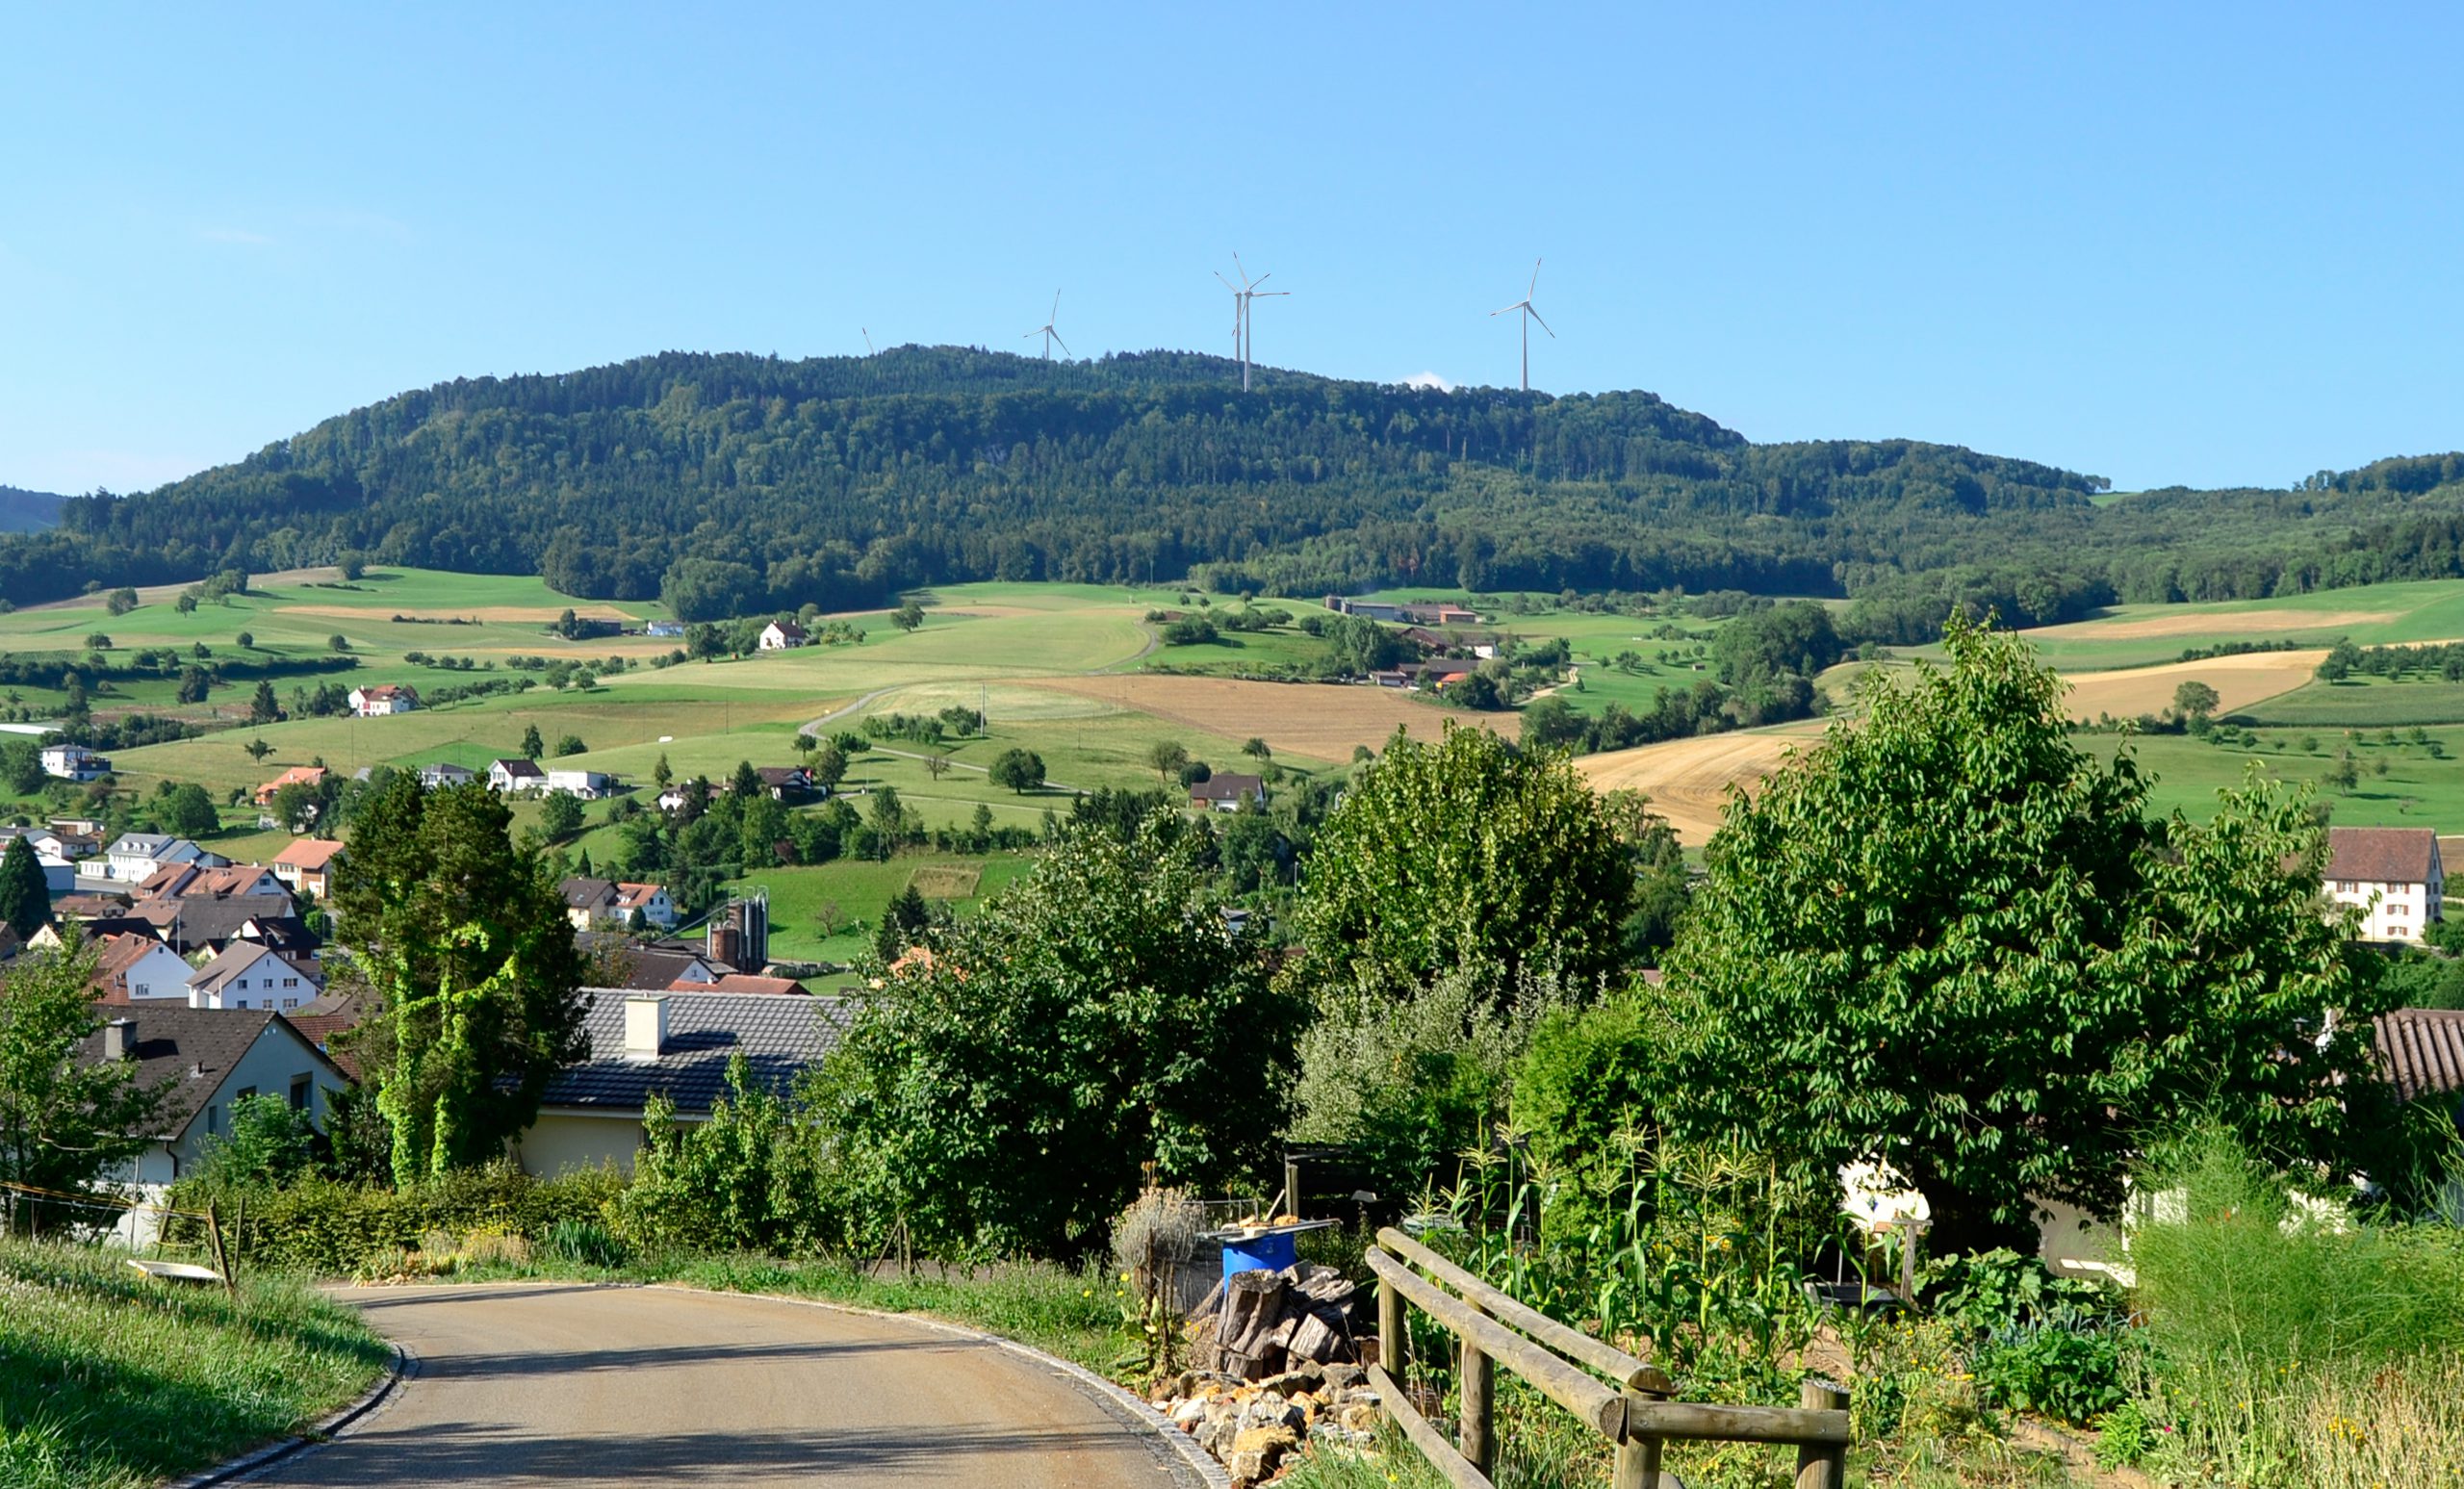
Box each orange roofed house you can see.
[2325,826,2444,944]
[254,765,328,807]
[270,838,346,899]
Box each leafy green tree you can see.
[84,632,110,652]
[808,742,848,792]
[0,739,43,795]
[250,680,280,724]
[2172,680,2220,721]
[243,736,273,764]
[175,666,211,705]
[189,1092,320,1190]
[235,630,253,649]
[104,586,139,616]
[555,734,586,757]
[539,791,585,839]
[873,884,934,963]
[0,942,164,1232]
[1663,620,2417,1251]
[813,810,1304,1257]
[620,1056,826,1252]
[1146,740,1190,781]
[1242,736,1271,760]
[989,748,1045,794]
[327,632,348,653]
[158,782,219,837]
[521,724,545,759]
[335,778,590,1188]
[891,602,925,632]
[653,753,674,790]
[1299,722,1633,991]
[0,837,51,937]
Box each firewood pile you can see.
[1190,1262,1368,1378]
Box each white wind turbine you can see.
[1214,254,1287,392]
[1024,291,1069,360]
[1491,258,1555,393]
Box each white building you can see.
[545,768,613,800]
[2325,826,2445,943]
[757,620,808,651]
[346,683,419,717]
[102,833,217,885]
[40,743,111,781]
[187,940,323,1012]
[489,757,547,794]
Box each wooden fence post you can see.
[1612,1368,1671,1489]
[1794,1378,1849,1489]
[1377,1272,1403,1378]
[1460,1333,1494,1476]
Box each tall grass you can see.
[2126,1133,2464,1484]
[0,1239,389,1489]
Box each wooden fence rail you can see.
[1369,1226,1850,1489]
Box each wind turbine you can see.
[1214,254,1287,393]
[1491,258,1554,393]
[861,327,876,355]
[1023,291,1069,360]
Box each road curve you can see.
[249,1283,1205,1488]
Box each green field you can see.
[730,854,1040,964]
[1999,578,2464,673]
[2082,727,2464,830]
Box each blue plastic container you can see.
[1222,1229,1298,1281]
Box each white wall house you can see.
[96,934,196,1002]
[347,683,419,717]
[188,940,323,1012]
[103,834,212,885]
[545,768,612,799]
[489,758,546,794]
[40,743,110,781]
[757,620,808,651]
[2325,826,2445,943]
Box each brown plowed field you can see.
[1028,675,1500,760]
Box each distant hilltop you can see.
[1,346,2460,640]
[0,485,64,533]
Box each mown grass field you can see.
[729,853,1040,963]
[0,1238,388,1489]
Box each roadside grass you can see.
[0,1237,388,1489]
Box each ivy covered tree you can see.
[1298,722,1633,991]
[813,809,1305,1258]
[1663,619,2420,1251]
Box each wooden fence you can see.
[1368,1226,1850,1489]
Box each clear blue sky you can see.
[4,4,2458,497]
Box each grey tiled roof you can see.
[2377,1008,2464,1103]
[537,989,851,1117]
[76,1008,342,1141]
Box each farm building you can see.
[347,683,419,716]
[2324,827,2444,943]
[757,620,809,650]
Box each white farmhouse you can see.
[103,833,218,885]
[545,768,613,800]
[2325,826,2445,943]
[346,683,419,717]
[40,743,111,781]
[489,757,547,794]
[757,620,808,651]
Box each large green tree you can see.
[0,943,164,1233]
[812,809,1305,1258]
[335,777,590,1188]
[0,836,50,938]
[1663,619,2415,1250]
[1298,722,1633,991]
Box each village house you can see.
[134,862,292,910]
[756,765,815,800]
[90,932,195,1004]
[1190,772,1269,812]
[545,767,614,800]
[270,838,345,899]
[757,619,809,651]
[129,901,321,962]
[253,764,328,807]
[186,939,323,1012]
[615,881,677,930]
[2324,826,2444,943]
[80,1009,350,1245]
[346,683,419,717]
[514,991,846,1175]
[39,743,111,781]
[102,833,222,885]
[489,757,548,794]
[419,761,479,789]
[560,878,678,932]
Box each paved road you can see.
[251,1283,1204,1487]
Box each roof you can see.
[286,991,368,1077]
[536,990,848,1117]
[755,767,808,787]
[272,838,346,871]
[76,1008,343,1141]
[90,932,181,1002]
[1190,772,1266,803]
[108,833,181,856]
[260,765,326,789]
[354,683,416,701]
[190,939,316,996]
[614,882,668,908]
[2376,1009,2464,1103]
[578,932,715,989]
[675,973,808,996]
[561,877,618,911]
[492,757,546,778]
[127,902,320,956]
[765,619,809,638]
[137,864,287,903]
[421,761,477,779]
[2326,827,2440,885]
[54,892,130,919]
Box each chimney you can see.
[103,1016,134,1062]
[623,995,668,1061]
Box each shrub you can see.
[169,1164,625,1273]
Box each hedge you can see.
[172,1166,625,1274]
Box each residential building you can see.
[577,931,727,989]
[270,838,345,899]
[90,932,194,1003]
[489,757,547,794]
[102,834,219,885]
[128,901,321,962]
[614,882,677,930]
[1189,773,1269,812]
[419,761,479,789]
[253,764,329,807]
[515,991,847,1175]
[677,973,808,996]
[347,683,419,717]
[757,620,809,651]
[134,863,291,909]
[754,766,814,800]
[50,891,130,922]
[39,743,111,781]
[0,826,74,860]
[80,1009,350,1245]
[187,940,323,1012]
[561,877,621,929]
[545,768,613,799]
[2324,827,2445,943]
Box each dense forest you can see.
[0,486,64,534]
[9,347,2464,629]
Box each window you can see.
[237,1086,255,1102]
[282,998,297,1009]
[289,1076,311,1112]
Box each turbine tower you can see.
[1214,254,1287,393]
[861,327,876,355]
[1490,258,1554,393]
[1024,291,1069,360]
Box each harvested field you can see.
[275,603,634,623]
[1577,724,1827,846]
[2028,608,2393,641]
[1027,675,1499,762]
[2062,650,2325,720]
[909,863,985,898]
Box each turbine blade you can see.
[1529,257,1542,296]
[1527,305,1555,338]
[1491,301,1524,317]
[1051,291,1062,319]
[1253,289,1289,298]
[1216,271,1239,292]
[1250,272,1271,289]
[1052,330,1072,355]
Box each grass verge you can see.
[0,1238,389,1489]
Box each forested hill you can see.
[0,485,64,533]
[8,347,2464,635]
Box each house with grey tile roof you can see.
[515,989,848,1177]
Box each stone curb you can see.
[164,1341,411,1488]
[640,1282,1233,1489]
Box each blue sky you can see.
[3,4,2457,496]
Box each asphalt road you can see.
[249,1283,1206,1487]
